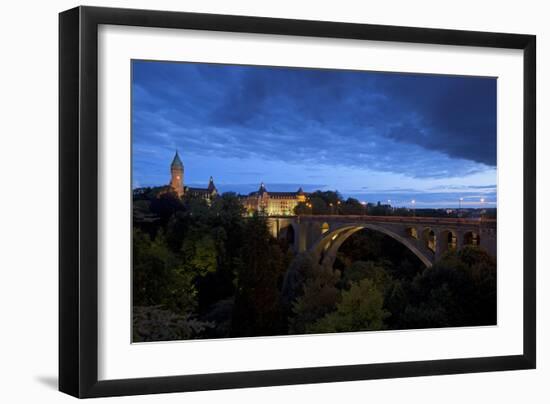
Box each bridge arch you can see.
[406,227,418,239]
[422,227,436,253]
[464,231,480,247]
[311,223,433,268]
[439,229,457,255]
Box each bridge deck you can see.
[269,214,496,228]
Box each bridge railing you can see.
[292,214,496,227]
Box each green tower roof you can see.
[171,151,183,169]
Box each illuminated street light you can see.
[411,199,416,217]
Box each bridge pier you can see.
[455,230,465,251]
[480,226,497,258]
[296,221,308,253]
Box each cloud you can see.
[131,60,497,205]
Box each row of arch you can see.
[405,226,480,254]
[278,221,482,270]
[318,222,481,255]
[319,222,481,254]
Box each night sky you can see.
[132,60,497,208]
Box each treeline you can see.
[293,191,496,218]
[132,188,496,342]
[132,189,292,341]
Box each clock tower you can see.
[169,151,184,197]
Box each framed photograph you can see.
[59,6,536,398]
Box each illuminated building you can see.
[169,151,184,197]
[168,151,218,203]
[168,152,306,215]
[187,176,218,203]
[241,183,308,216]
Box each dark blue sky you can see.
[132,60,497,208]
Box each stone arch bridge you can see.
[267,215,496,268]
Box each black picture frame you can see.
[59,5,536,398]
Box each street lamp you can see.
[337,200,341,215]
[411,199,416,217]
[361,201,367,216]
[329,202,333,215]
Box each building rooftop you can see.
[247,183,309,198]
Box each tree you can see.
[340,197,365,215]
[133,229,174,306]
[133,306,212,342]
[181,234,218,276]
[367,201,392,216]
[341,260,392,292]
[398,246,497,329]
[281,252,318,307]
[201,193,246,307]
[307,278,389,333]
[294,201,312,215]
[231,213,287,337]
[149,191,184,226]
[288,263,342,334]
[303,191,345,215]
[309,195,329,215]
[132,228,198,314]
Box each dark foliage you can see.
[132,190,496,341]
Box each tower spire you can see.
[171,150,183,169]
[169,150,184,197]
[207,176,217,193]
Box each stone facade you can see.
[241,183,308,216]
